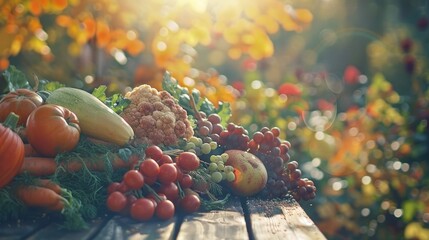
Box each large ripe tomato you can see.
[26,104,81,157]
[0,113,25,188]
[0,89,43,126]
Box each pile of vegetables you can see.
[0,66,316,229]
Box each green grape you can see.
[224,166,234,173]
[185,142,196,150]
[221,153,229,162]
[217,162,225,171]
[221,172,226,180]
[208,162,218,172]
[196,137,203,146]
[210,155,221,162]
[211,172,223,183]
[201,143,211,154]
[209,141,218,150]
[189,136,199,145]
[226,172,236,182]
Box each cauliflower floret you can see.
[120,84,194,146]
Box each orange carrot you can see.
[37,179,62,194]
[47,200,65,211]
[16,185,64,209]
[19,157,57,176]
[19,154,139,176]
[24,144,41,157]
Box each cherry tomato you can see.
[155,200,175,220]
[180,194,201,213]
[123,170,145,190]
[158,182,179,202]
[179,174,193,189]
[176,152,200,171]
[139,158,160,177]
[107,182,121,194]
[26,104,80,157]
[158,163,177,183]
[130,198,155,221]
[159,154,173,165]
[117,181,130,193]
[107,191,127,212]
[145,145,163,160]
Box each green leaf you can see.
[92,85,108,103]
[1,65,31,93]
[162,71,181,100]
[217,102,231,126]
[107,93,130,114]
[40,81,65,92]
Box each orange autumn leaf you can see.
[0,58,9,71]
[83,17,96,38]
[56,15,71,27]
[52,0,68,10]
[126,39,145,56]
[96,22,111,47]
[29,0,42,16]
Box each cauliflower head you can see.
[120,84,194,146]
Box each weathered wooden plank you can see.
[92,215,176,240]
[176,197,248,240]
[25,217,108,240]
[246,198,326,240]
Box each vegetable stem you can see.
[3,112,20,130]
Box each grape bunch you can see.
[248,127,316,201]
[105,146,203,221]
[218,123,250,150]
[194,112,224,144]
[182,136,218,156]
[206,153,236,183]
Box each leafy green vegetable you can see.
[1,65,31,94]
[91,85,130,114]
[162,71,231,125]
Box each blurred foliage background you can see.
[1,0,429,239]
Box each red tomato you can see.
[107,182,121,194]
[180,194,201,213]
[158,163,177,183]
[145,145,163,160]
[179,174,193,189]
[130,198,155,221]
[139,158,160,177]
[107,191,127,212]
[117,181,130,193]
[26,104,80,157]
[0,113,25,188]
[158,154,173,165]
[0,89,43,126]
[123,170,145,190]
[176,152,200,171]
[155,200,175,220]
[158,182,179,202]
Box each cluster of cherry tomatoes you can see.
[106,145,202,221]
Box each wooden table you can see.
[0,197,326,240]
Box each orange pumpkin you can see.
[0,113,25,188]
[0,89,43,126]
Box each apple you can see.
[224,149,268,197]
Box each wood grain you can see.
[176,197,248,240]
[246,198,326,240]
[26,217,108,240]
[92,215,176,240]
